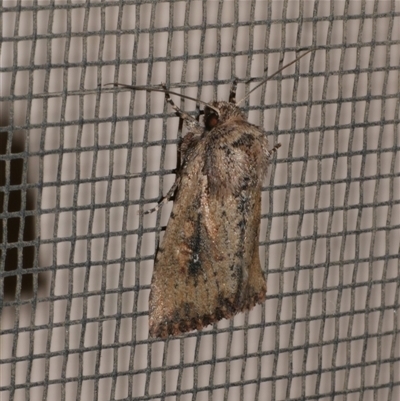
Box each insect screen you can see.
[0,1,399,400]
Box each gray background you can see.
[0,1,399,400]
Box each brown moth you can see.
[112,49,312,338]
[148,86,281,338]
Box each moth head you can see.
[203,104,219,129]
[204,101,245,130]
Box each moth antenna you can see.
[236,48,315,106]
[229,78,238,103]
[105,83,220,116]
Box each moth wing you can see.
[149,134,267,338]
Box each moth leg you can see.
[142,176,180,215]
[229,78,238,103]
[195,108,204,121]
[162,84,200,131]
[267,143,281,158]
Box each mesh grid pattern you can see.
[0,1,399,400]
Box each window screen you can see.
[0,1,399,400]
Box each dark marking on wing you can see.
[187,212,203,278]
[232,133,254,148]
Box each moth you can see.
[112,49,312,338]
[148,86,280,338]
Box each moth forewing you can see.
[148,97,276,338]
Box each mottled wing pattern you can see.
[149,120,270,338]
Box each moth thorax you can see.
[204,101,245,130]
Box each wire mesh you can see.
[0,1,399,400]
